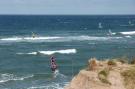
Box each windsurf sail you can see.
[50,56,58,72]
[32,32,36,38]
[129,21,132,25]
[98,22,103,29]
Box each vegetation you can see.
[121,66,135,89]
[117,56,129,63]
[88,57,135,88]
[130,58,135,64]
[98,68,111,85]
[88,58,97,70]
[117,58,128,64]
[107,60,116,66]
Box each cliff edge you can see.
[65,58,135,89]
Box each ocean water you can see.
[0,15,135,89]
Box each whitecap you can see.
[17,49,77,55]
[120,31,135,35]
[0,36,61,42]
[27,70,68,89]
[107,29,116,36]
[53,70,67,79]
[24,37,61,40]
[125,35,132,38]
[39,49,77,55]
[0,37,22,41]
[27,82,69,89]
[0,73,34,83]
[0,35,122,43]
[17,52,37,55]
[69,35,122,41]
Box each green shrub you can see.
[107,60,116,66]
[98,68,111,85]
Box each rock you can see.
[64,59,131,89]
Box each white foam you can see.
[120,31,135,35]
[17,52,37,55]
[0,73,34,83]
[125,35,132,38]
[67,35,109,41]
[27,71,68,89]
[1,37,22,41]
[54,70,59,78]
[17,49,77,55]
[107,32,116,36]
[71,35,122,41]
[39,49,77,55]
[53,70,67,79]
[24,37,61,40]
[0,36,61,42]
[0,35,122,43]
[27,82,69,89]
[107,29,116,36]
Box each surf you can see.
[17,49,77,55]
[119,31,135,35]
[27,82,69,89]
[27,70,68,89]
[107,29,116,36]
[0,73,34,83]
[0,35,123,43]
[0,36,61,41]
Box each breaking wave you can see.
[0,73,34,83]
[0,37,22,41]
[125,35,132,38]
[27,82,69,89]
[0,36,61,41]
[17,49,77,55]
[27,70,68,89]
[119,31,135,35]
[0,35,122,43]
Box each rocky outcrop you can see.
[65,58,133,89]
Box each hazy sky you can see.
[0,0,135,15]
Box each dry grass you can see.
[121,66,135,89]
[130,58,135,64]
[117,59,128,64]
[87,58,97,71]
[107,60,116,66]
[98,68,111,85]
[117,56,129,64]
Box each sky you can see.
[0,0,135,15]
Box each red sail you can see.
[50,56,57,72]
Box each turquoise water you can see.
[0,15,135,89]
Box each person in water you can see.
[50,56,58,72]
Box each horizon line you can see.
[0,14,135,16]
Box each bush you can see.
[107,60,116,66]
[121,66,135,89]
[88,58,97,70]
[99,69,109,77]
[98,68,111,85]
[130,58,135,64]
[117,59,128,64]
[117,56,129,63]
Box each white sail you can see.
[98,22,103,29]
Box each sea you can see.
[0,15,135,89]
